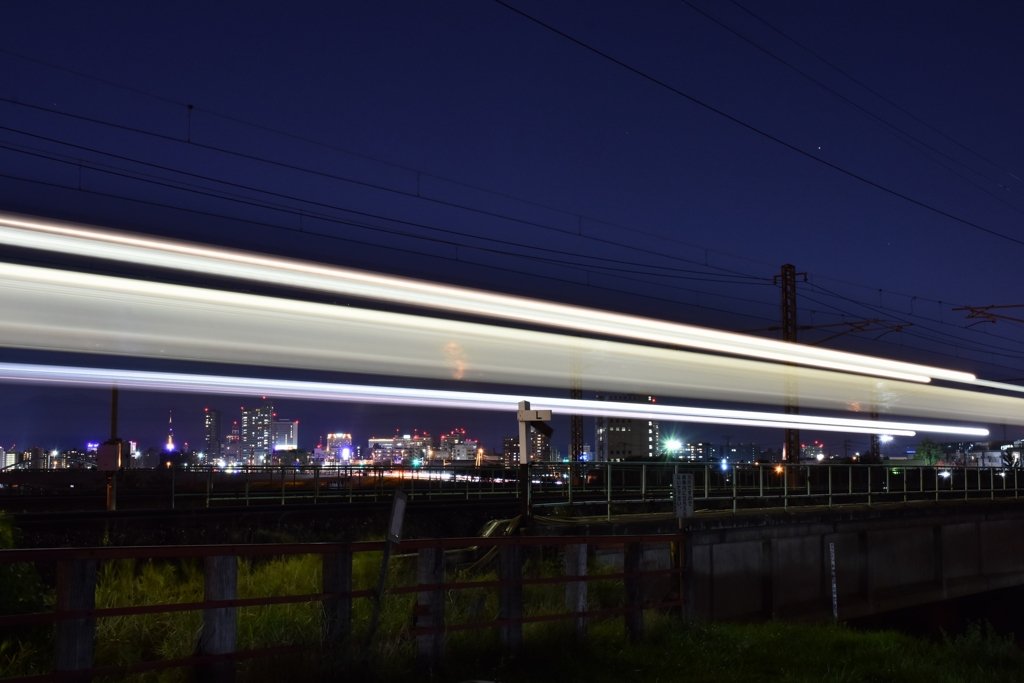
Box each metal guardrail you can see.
[2,462,1019,514]
[0,532,688,680]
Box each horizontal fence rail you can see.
[0,533,689,680]
[1,463,1019,514]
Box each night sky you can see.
[1,1,1022,455]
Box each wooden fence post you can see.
[54,559,97,676]
[416,547,445,669]
[322,550,353,641]
[498,544,523,657]
[624,542,644,641]
[197,555,237,682]
[565,543,587,640]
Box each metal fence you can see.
[0,532,687,680]
[2,462,1020,513]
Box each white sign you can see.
[673,473,694,518]
[387,490,408,543]
[517,409,552,422]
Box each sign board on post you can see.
[517,409,553,422]
[673,473,694,518]
[387,490,408,544]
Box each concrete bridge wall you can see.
[688,501,1024,621]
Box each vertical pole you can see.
[641,463,647,501]
[245,468,250,506]
[314,467,319,504]
[759,465,764,500]
[848,464,852,496]
[565,543,588,641]
[867,466,872,506]
[416,547,445,669]
[55,560,97,675]
[704,464,709,500]
[783,464,788,510]
[281,466,286,505]
[776,264,801,467]
[198,555,237,682]
[732,464,737,513]
[322,550,353,641]
[828,465,832,508]
[206,469,212,508]
[171,466,176,509]
[568,465,573,505]
[624,542,644,641]
[903,466,907,504]
[498,544,523,658]
[606,462,612,520]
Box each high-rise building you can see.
[272,419,299,452]
[326,433,353,460]
[223,421,241,461]
[166,410,175,452]
[528,430,550,462]
[502,435,519,468]
[204,408,222,458]
[1,449,12,470]
[241,399,273,464]
[595,395,660,461]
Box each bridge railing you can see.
[0,532,687,680]
[2,462,1019,513]
[528,462,1022,513]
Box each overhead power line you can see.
[726,0,1024,187]
[677,0,1024,214]
[0,96,768,281]
[491,0,1024,249]
[0,45,781,275]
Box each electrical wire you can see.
[491,0,1024,249]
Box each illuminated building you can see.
[326,432,353,460]
[203,408,222,458]
[502,436,519,468]
[439,429,478,461]
[165,410,175,452]
[223,421,240,460]
[241,399,273,464]
[273,419,299,451]
[801,442,826,462]
[595,395,659,461]
[368,431,431,464]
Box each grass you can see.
[1,538,1022,682]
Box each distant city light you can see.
[879,435,894,443]
[665,440,683,451]
[720,458,729,471]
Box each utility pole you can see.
[774,264,805,463]
[569,351,583,462]
[868,410,881,462]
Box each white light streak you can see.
[0,361,990,436]
[0,261,1019,425]
[0,211,976,384]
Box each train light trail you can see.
[0,362,992,437]
[0,211,976,384]
[0,261,1020,425]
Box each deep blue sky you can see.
[0,0,1022,454]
